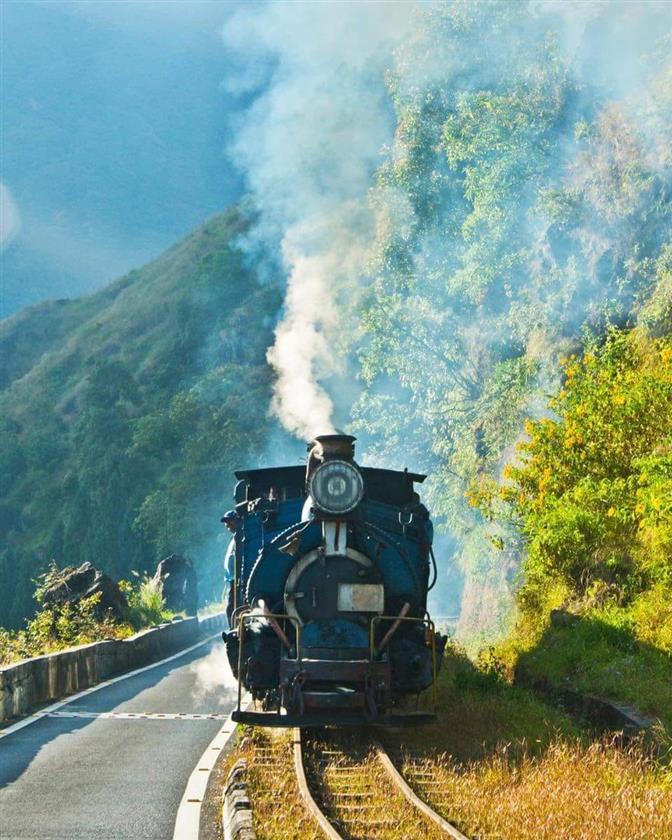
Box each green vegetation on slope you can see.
[0,568,174,666]
[0,209,281,629]
[350,0,672,637]
[474,313,672,728]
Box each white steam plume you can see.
[1,183,21,249]
[190,641,238,703]
[222,0,417,440]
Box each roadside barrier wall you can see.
[0,612,226,722]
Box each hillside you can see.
[0,209,281,628]
[474,312,672,729]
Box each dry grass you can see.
[401,736,672,840]
[235,728,323,840]
[391,651,578,763]
[389,645,672,839]
[305,730,445,839]
[231,727,445,840]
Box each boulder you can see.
[550,608,581,628]
[41,561,128,620]
[152,555,198,616]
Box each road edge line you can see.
[0,633,222,739]
[172,695,252,840]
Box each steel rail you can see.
[293,728,343,840]
[372,738,469,840]
[293,728,471,840]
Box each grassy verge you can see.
[400,736,671,840]
[499,600,672,733]
[385,644,672,840]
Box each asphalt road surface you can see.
[0,638,237,840]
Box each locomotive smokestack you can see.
[312,434,356,461]
[306,434,356,483]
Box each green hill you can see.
[0,209,281,628]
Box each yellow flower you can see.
[613,394,626,406]
[607,507,616,517]
[635,503,645,515]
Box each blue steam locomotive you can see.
[223,434,446,726]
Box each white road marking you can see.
[172,697,252,840]
[0,633,223,739]
[44,710,231,721]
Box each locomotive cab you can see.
[224,434,446,727]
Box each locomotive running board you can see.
[231,709,436,728]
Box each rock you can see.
[152,555,198,616]
[550,608,581,628]
[41,561,128,619]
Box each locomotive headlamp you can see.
[309,460,364,515]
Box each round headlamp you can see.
[309,460,364,515]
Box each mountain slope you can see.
[0,209,281,628]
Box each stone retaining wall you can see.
[0,613,226,722]
[514,668,656,734]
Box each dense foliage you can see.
[485,328,672,615]
[0,210,281,628]
[352,1,672,635]
[473,319,672,724]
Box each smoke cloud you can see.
[1,183,21,249]
[190,640,239,703]
[222,0,416,439]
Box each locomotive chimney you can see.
[306,434,356,483]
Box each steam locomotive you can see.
[223,434,446,726]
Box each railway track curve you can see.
[292,727,469,840]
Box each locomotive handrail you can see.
[235,609,302,715]
[369,614,438,713]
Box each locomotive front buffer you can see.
[223,434,446,727]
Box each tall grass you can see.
[401,736,672,840]
[390,644,672,840]
[124,575,174,629]
[236,729,323,840]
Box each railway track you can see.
[293,728,469,840]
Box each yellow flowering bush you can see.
[501,327,671,610]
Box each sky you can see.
[1,0,247,318]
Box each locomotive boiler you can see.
[223,434,446,726]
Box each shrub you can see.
[122,575,174,629]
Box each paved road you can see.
[0,638,237,840]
